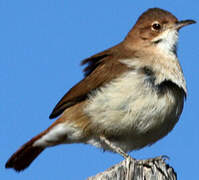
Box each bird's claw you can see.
[136,155,169,166]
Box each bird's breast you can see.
[84,68,185,150]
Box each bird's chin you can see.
[152,29,178,57]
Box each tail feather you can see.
[5,133,45,172]
[6,119,70,171]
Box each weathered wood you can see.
[87,157,177,180]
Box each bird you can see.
[6,8,196,172]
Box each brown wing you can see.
[49,44,131,119]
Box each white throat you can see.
[153,29,178,57]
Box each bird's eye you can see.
[151,22,161,31]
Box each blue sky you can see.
[1,1,198,180]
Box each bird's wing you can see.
[49,45,131,119]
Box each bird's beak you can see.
[175,20,196,30]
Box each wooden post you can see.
[87,157,177,180]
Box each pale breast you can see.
[84,67,185,151]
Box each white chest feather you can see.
[84,67,184,151]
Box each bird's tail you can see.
[5,130,47,172]
[5,117,83,171]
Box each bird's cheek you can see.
[140,31,158,41]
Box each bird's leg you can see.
[99,135,130,159]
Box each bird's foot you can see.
[136,155,170,178]
[137,155,169,166]
[136,155,169,172]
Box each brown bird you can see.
[6,8,195,172]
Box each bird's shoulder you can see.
[49,43,135,119]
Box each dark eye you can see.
[151,22,161,31]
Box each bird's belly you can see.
[84,71,184,151]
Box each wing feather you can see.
[49,44,131,119]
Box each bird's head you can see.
[125,8,196,56]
